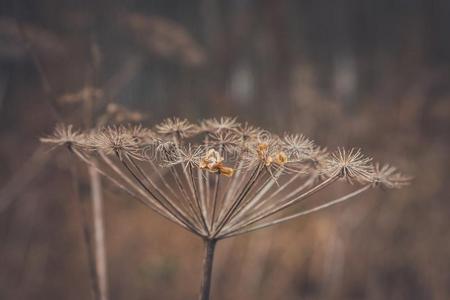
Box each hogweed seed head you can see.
[40,124,85,149]
[372,163,412,189]
[322,148,374,183]
[282,134,315,161]
[200,117,240,133]
[42,117,409,239]
[89,126,143,160]
[156,117,198,139]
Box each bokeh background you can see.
[1,0,449,299]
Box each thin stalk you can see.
[197,167,209,227]
[68,150,100,300]
[74,149,197,234]
[168,164,205,230]
[225,168,274,226]
[221,185,371,239]
[213,165,262,237]
[237,175,316,226]
[119,155,197,233]
[210,174,220,231]
[199,239,217,300]
[228,176,338,234]
[188,165,210,234]
[128,157,199,233]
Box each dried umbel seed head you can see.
[162,144,204,168]
[41,117,411,300]
[40,124,85,148]
[156,117,198,139]
[254,143,287,167]
[128,125,157,143]
[309,146,328,165]
[235,122,262,144]
[372,163,412,189]
[282,134,315,161]
[41,117,409,240]
[322,148,374,183]
[205,131,241,156]
[200,117,240,134]
[87,126,143,160]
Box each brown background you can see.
[0,0,449,299]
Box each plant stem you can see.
[199,239,217,300]
[89,164,109,300]
[68,155,100,300]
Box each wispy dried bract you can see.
[156,117,198,139]
[373,163,412,189]
[164,144,205,168]
[200,117,240,133]
[309,146,329,165]
[40,124,85,148]
[322,148,374,183]
[282,134,315,161]
[206,131,241,155]
[42,117,409,239]
[88,126,143,160]
[235,122,262,143]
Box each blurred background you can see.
[0,0,449,299]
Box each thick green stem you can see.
[199,239,217,300]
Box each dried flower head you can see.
[372,163,412,189]
[87,126,143,160]
[156,117,198,139]
[235,122,262,143]
[206,131,240,154]
[282,134,315,161]
[322,148,374,183]
[42,117,410,300]
[42,118,408,240]
[200,117,240,133]
[40,124,85,148]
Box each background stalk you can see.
[89,164,109,300]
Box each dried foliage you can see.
[120,13,206,66]
[0,17,65,60]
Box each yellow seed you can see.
[219,166,234,177]
[274,152,287,165]
[257,143,268,152]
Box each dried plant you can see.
[0,17,66,60]
[41,117,409,300]
[120,13,206,67]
